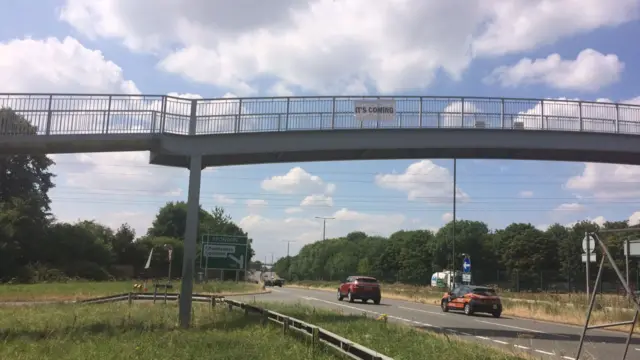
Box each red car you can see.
[441,285,502,318]
[337,276,381,304]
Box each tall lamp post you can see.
[448,159,458,289]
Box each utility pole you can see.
[452,158,457,290]
[315,216,335,240]
[282,240,296,257]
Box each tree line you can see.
[273,220,640,291]
[0,109,254,283]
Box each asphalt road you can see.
[229,286,640,360]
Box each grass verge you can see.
[0,302,337,360]
[0,301,529,360]
[0,280,266,302]
[288,281,640,333]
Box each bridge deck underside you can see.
[2,128,638,167]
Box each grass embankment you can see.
[289,280,639,332]
[0,302,336,360]
[0,301,529,360]
[0,280,265,302]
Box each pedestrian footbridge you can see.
[1,94,640,167]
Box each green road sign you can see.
[201,234,248,270]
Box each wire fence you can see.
[1,94,640,136]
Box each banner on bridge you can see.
[354,99,396,122]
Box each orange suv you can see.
[337,276,381,304]
[441,285,502,318]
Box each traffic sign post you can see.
[462,255,471,284]
[201,234,249,280]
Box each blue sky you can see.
[2,0,640,261]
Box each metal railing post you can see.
[540,100,545,130]
[160,96,168,133]
[105,95,112,134]
[460,97,465,128]
[285,97,290,131]
[579,101,583,131]
[418,97,423,128]
[235,99,243,133]
[45,95,53,135]
[189,99,198,135]
[616,103,620,133]
[500,98,505,129]
[331,97,336,129]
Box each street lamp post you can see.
[452,158,457,289]
[315,216,335,240]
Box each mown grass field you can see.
[0,280,264,302]
[289,280,639,332]
[0,301,530,360]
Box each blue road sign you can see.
[463,257,471,273]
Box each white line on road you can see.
[398,306,444,316]
[534,349,556,356]
[288,291,573,359]
[475,319,545,334]
[562,356,576,360]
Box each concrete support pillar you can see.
[178,154,202,328]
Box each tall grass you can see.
[0,280,263,302]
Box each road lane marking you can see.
[398,306,444,316]
[562,356,576,360]
[534,349,555,356]
[295,294,567,359]
[475,319,545,334]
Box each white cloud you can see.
[629,212,640,226]
[554,203,586,213]
[442,212,453,222]
[60,0,639,94]
[566,163,640,199]
[213,194,235,205]
[261,167,335,195]
[246,199,268,209]
[0,36,139,94]
[240,207,409,249]
[284,207,303,214]
[300,194,333,207]
[486,49,624,91]
[375,160,469,203]
[519,190,534,198]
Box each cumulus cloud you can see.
[375,160,469,203]
[60,0,639,94]
[554,203,586,213]
[300,194,333,207]
[485,49,624,91]
[566,163,640,199]
[261,167,335,195]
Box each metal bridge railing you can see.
[1,94,639,137]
